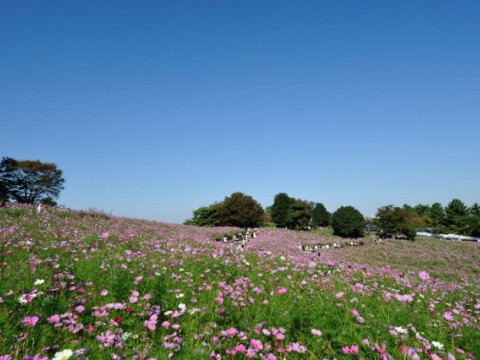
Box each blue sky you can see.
[1,1,479,223]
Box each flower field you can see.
[0,205,479,359]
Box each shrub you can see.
[404,227,417,241]
[331,206,365,238]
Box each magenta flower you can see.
[443,311,454,321]
[21,316,39,327]
[374,343,391,360]
[342,345,359,354]
[278,287,287,295]
[234,344,246,353]
[250,339,263,351]
[144,314,157,331]
[97,330,116,347]
[419,271,430,281]
[226,327,238,337]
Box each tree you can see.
[41,196,58,206]
[271,193,295,228]
[413,204,431,217]
[0,181,8,203]
[184,203,221,226]
[468,203,480,237]
[311,203,330,228]
[375,205,426,240]
[286,199,311,229]
[0,157,65,204]
[428,202,445,233]
[331,206,365,238]
[375,205,403,238]
[217,192,265,228]
[443,199,469,234]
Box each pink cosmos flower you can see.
[374,343,391,360]
[250,339,263,351]
[226,327,238,337]
[278,287,287,295]
[215,296,224,304]
[342,345,359,354]
[209,351,220,360]
[234,344,246,353]
[144,314,157,331]
[245,348,256,358]
[311,329,322,336]
[262,329,271,336]
[443,311,454,321]
[21,316,39,327]
[419,271,430,281]
[97,329,116,347]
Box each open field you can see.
[0,205,479,359]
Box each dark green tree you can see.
[271,193,295,228]
[375,205,403,238]
[184,203,222,226]
[468,203,480,237]
[286,199,311,229]
[0,157,65,204]
[0,181,8,203]
[331,206,365,238]
[413,204,431,217]
[40,196,58,206]
[311,203,330,227]
[443,199,469,234]
[429,202,445,233]
[218,192,265,228]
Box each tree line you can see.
[2,156,478,239]
[375,200,480,239]
[185,192,367,238]
[186,191,480,240]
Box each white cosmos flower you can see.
[52,349,73,360]
[34,279,45,285]
[431,341,444,350]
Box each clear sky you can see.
[1,1,479,223]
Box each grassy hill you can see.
[0,204,479,359]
